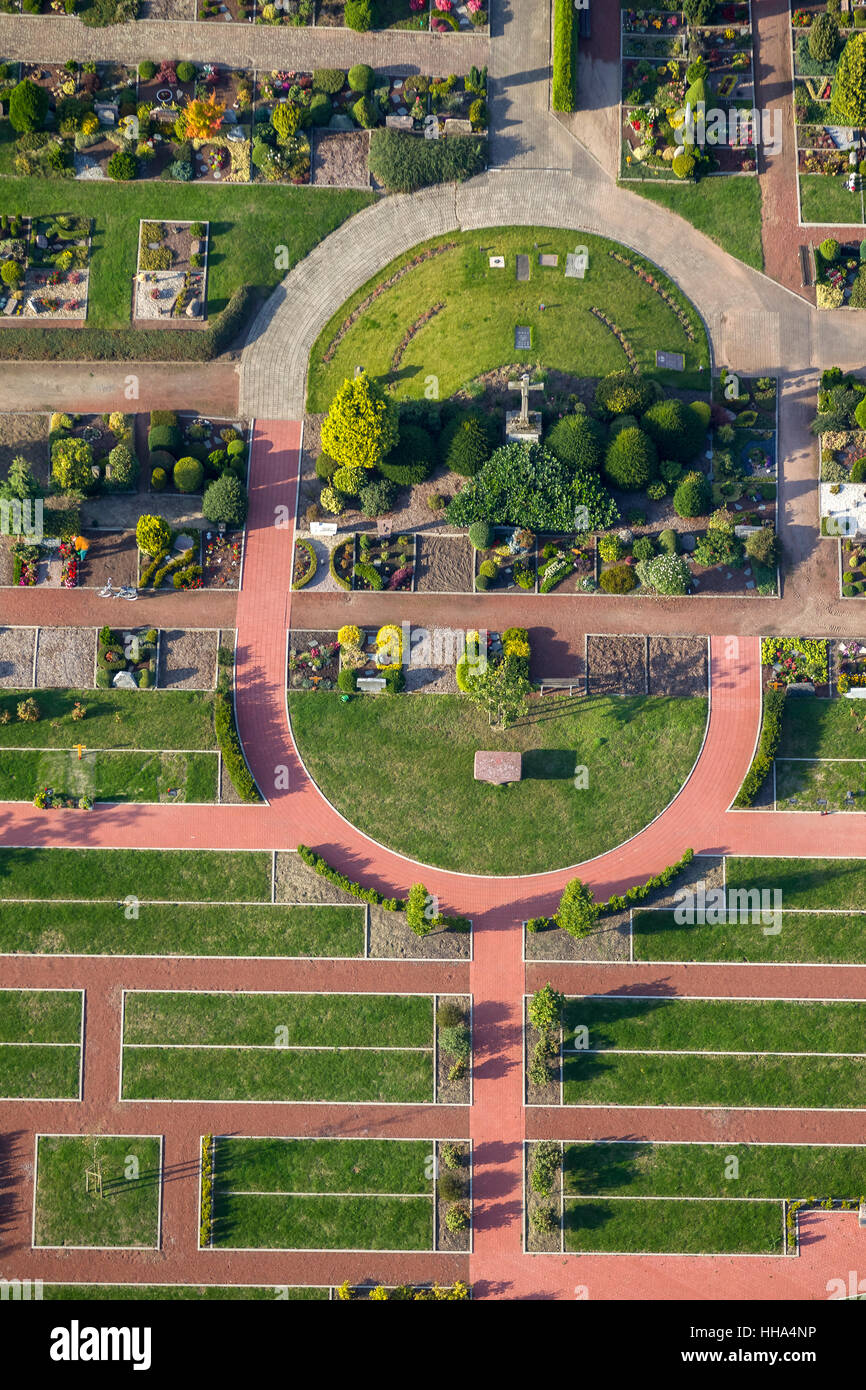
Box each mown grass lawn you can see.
[0,175,373,335]
[563,995,866,1053]
[306,226,710,409]
[0,847,271,901]
[799,175,865,226]
[34,1136,161,1248]
[625,176,765,270]
[214,1137,431,1194]
[0,689,216,749]
[563,1141,866,1197]
[123,991,431,1046]
[0,988,81,1042]
[775,757,866,812]
[563,1197,783,1254]
[778,696,866,760]
[44,1284,327,1301]
[213,1192,433,1251]
[0,990,82,1096]
[633,907,866,964]
[0,901,364,958]
[289,692,707,876]
[0,747,218,803]
[727,857,866,909]
[122,1047,433,1104]
[0,1045,80,1099]
[564,1050,866,1108]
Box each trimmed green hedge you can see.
[552,0,577,113]
[368,129,487,193]
[298,844,405,910]
[599,848,695,915]
[732,686,787,808]
[214,693,261,803]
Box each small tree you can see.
[465,659,530,730]
[555,877,599,939]
[106,149,137,181]
[527,984,565,1033]
[810,11,839,64]
[745,525,779,569]
[0,455,41,501]
[182,93,225,140]
[136,513,172,558]
[51,437,94,492]
[604,426,657,491]
[107,443,137,489]
[1,259,22,286]
[9,78,49,133]
[406,881,436,936]
[321,371,398,471]
[271,101,301,143]
[545,412,604,472]
[445,415,492,477]
[202,474,248,525]
[673,470,710,518]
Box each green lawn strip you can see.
[0,848,270,901]
[0,1045,79,1099]
[0,901,364,958]
[562,1051,866,1108]
[799,175,865,226]
[726,858,866,910]
[0,177,373,336]
[633,908,866,963]
[123,991,431,1046]
[563,1197,783,1254]
[0,989,81,1042]
[215,1137,432,1195]
[0,748,219,803]
[563,1141,866,1198]
[623,177,764,271]
[563,996,866,1053]
[43,1284,327,1301]
[306,227,709,410]
[34,1137,161,1248]
[0,690,216,749]
[777,695,866,760]
[775,758,866,812]
[212,1193,433,1251]
[289,692,707,876]
[121,1047,433,1104]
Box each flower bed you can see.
[134,221,208,325]
[473,527,537,593]
[841,540,866,597]
[761,636,829,689]
[203,531,243,588]
[292,536,318,590]
[352,532,415,590]
[96,625,158,691]
[288,630,340,691]
[0,215,91,324]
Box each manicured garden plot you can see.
[800,175,865,226]
[134,220,208,326]
[44,1284,326,1300]
[775,757,866,811]
[211,1137,434,1251]
[0,901,364,958]
[0,988,81,1099]
[564,1197,783,1254]
[777,693,866,757]
[561,995,866,1107]
[288,691,707,875]
[0,847,271,901]
[34,1136,161,1248]
[0,687,216,747]
[121,991,434,1102]
[634,906,866,964]
[0,747,218,804]
[727,856,866,909]
[307,228,709,410]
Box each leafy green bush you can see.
[348,62,375,92]
[202,474,248,525]
[136,513,171,557]
[635,553,692,595]
[173,456,204,493]
[352,95,380,129]
[448,441,618,531]
[9,80,49,134]
[733,687,787,807]
[368,128,487,193]
[604,426,657,490]
[831,33,866,124]
[313,69,346,94]
[150,467,166,491]
[673,470,710,518]
[552,0,577,112]
[358,477,397,517]
[445,414,493,477]
[377,423,433,485]
[469,520,495,550]
[632,535,655,562]
[599,562,638,593]
[106,149,137,181]
[147,423,181,457]
[642,398,707,464]
[214,693,261,803]
[530,1141,562,1195]
[594,371,656,419]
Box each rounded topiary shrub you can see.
[173,456,204,494]
[632,535,656,562]
[673,470,711,518]
[151,468,167,491]
[642,398,707,465]
[138,61,156,81]
[202,474,248,526]
[148,424,181,457]
[9,79,49,134]
[315,452,340,480]
[659,527,678,554]
[603,426,657,491]
[469,520,495,550]
[545,412,605,472]
[594,372,656,419]
[309,93,332,126]
[176,61,196,84]
[475,573,490,591]
[106,149,137,181]
[478,558,498,580]
[820,237,840,263]
[850,457,866,483]
[444,414,492,478]
[348,62,375,92]
[599,562,638,594]
[148,449,175,476]
[672,149,695,179]
[136,513,172,557]
[352,96,379,129]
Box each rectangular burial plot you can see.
[0,900,365,958]
[586,634,647,695]
[134,220,208,327]
[80,531,139,589]
[21,217,91,323]
[561,995,866,1109]
[0,412,50,487]
[414,535,474,594]
[0,747,218,805]
[120,991,435,1103]
[774,758,866,813]
[158,628,218,690]
[647,636,708,696]
[0,989,82,1099]
[211,1137,435,1251]
[34,627,96,689]
[311,130,371,188]
[0,627,36,686]
[34,1135,162,1249]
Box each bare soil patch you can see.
[158,628,218,690]
[586,634,647,695]
[436,994,471,1107]
[81,532,138,589]
[0,627,36,687]
[368,906,470,960]
[34,627,95,688]
[0,412,49,486]
[648,636,708,697]
[414,535,473,593]
[312,131,370,188]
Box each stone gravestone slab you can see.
[489,256,505,268]
[655,350,685,371]
[386,115,414,131]
[174,533,195,552]
[515,255,530,282]
[539,254,558,267]
[112,670,138,690]
[565,252,585,279]
[514,326,531,350]
[357,677,386,693]
[734,524,762,538]
[443,118,473,136]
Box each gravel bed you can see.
[34,626,96,689]
[0,626,37,687]
[311,131,371,188]
[586,634,647,696]
[158,628,219,690]
[414,534,474,593]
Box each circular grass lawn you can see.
[288,692,708,876]
[306,227,710,412]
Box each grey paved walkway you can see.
[0,13,487,69]
[488,0,572,170]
